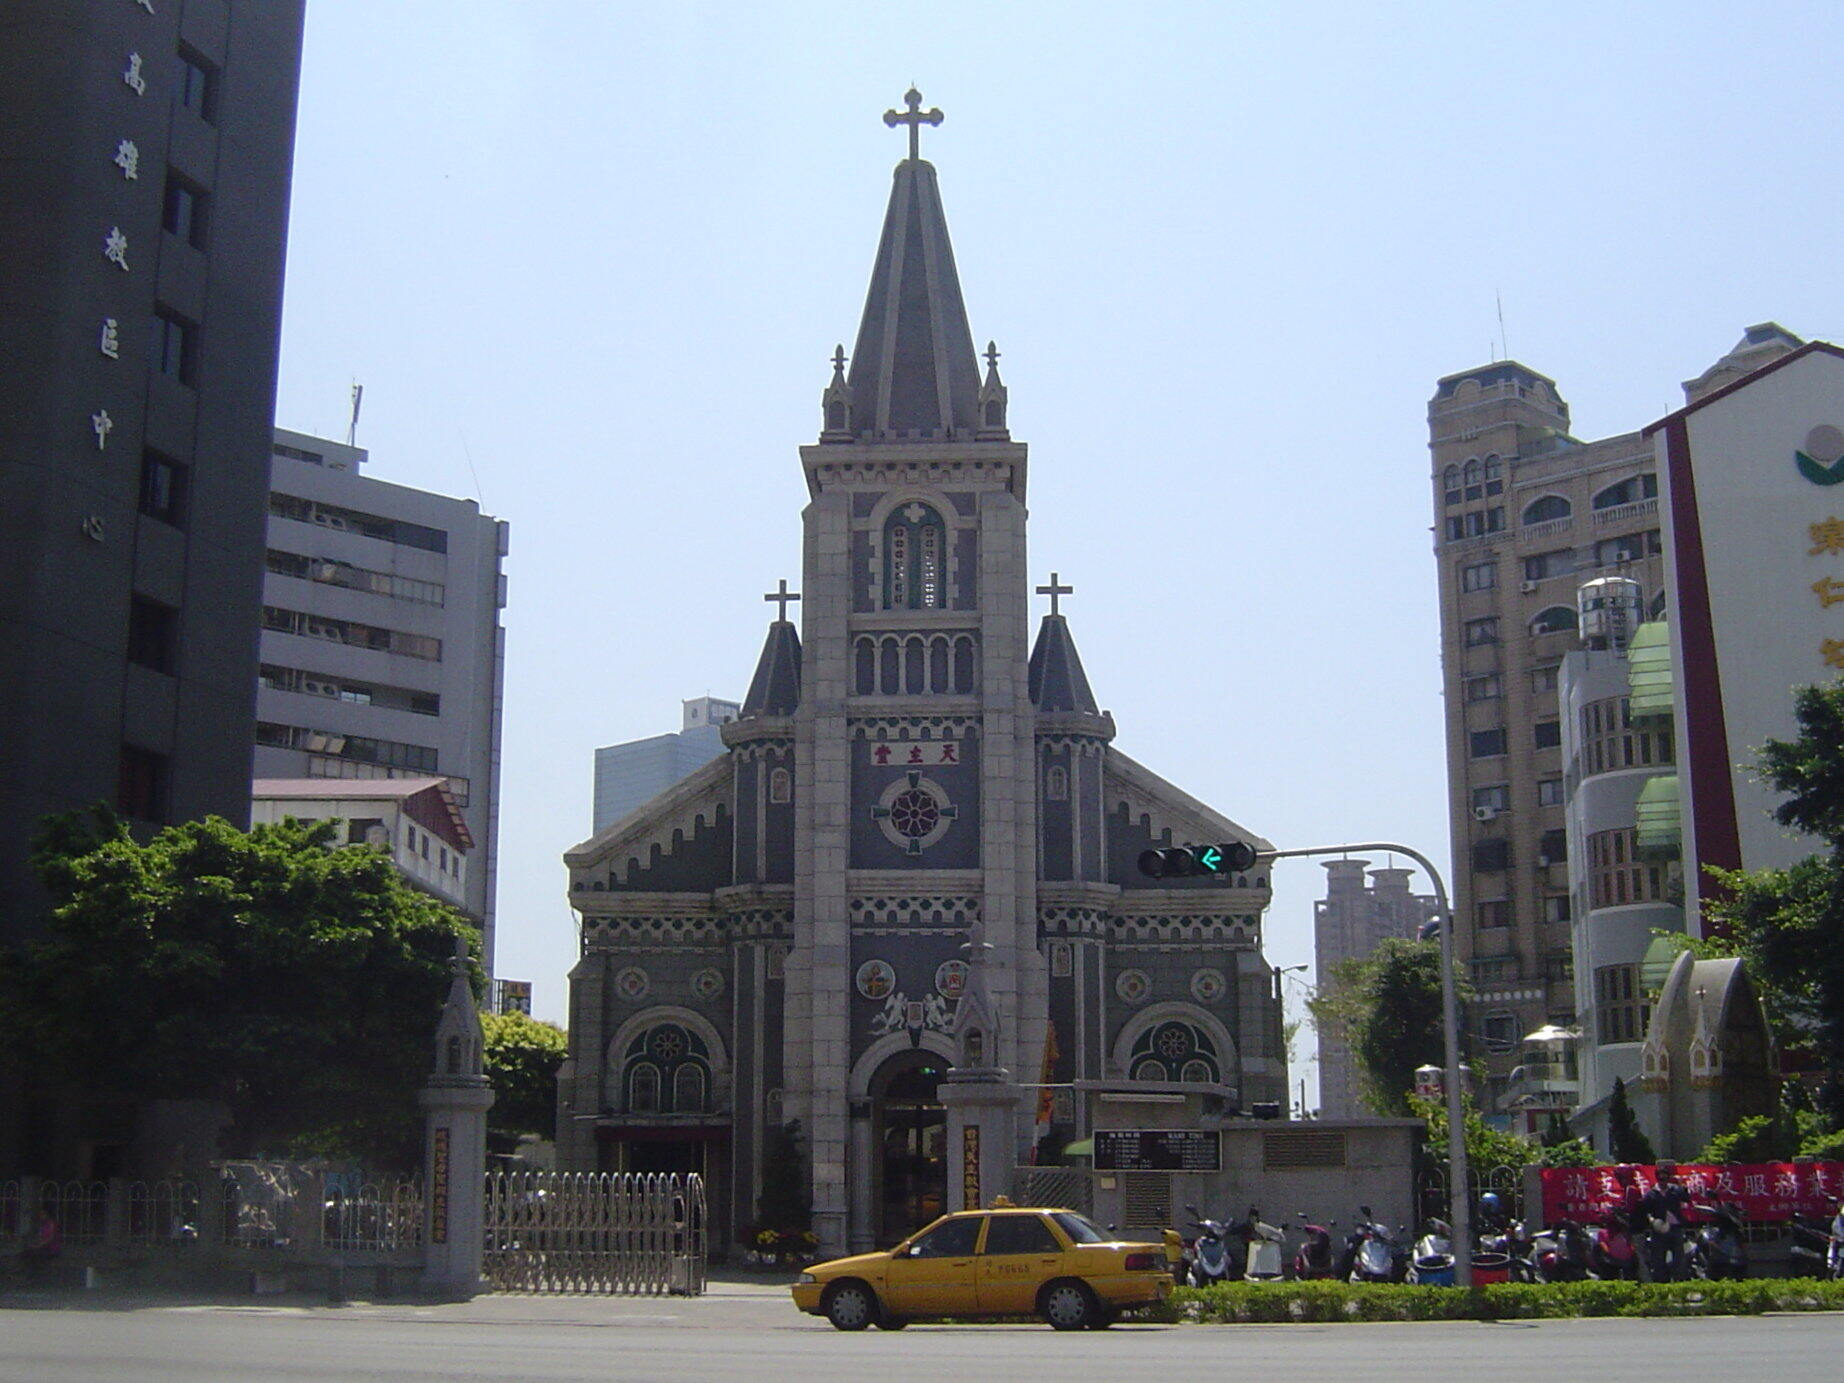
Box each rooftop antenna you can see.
[347,381,363,447]
[1496,290,1509,363]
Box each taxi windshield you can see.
[1050,1211,1110,1244]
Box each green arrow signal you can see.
[1196,846,1222,872]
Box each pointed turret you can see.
[831,90,983,444]
[741,618,802,717]
[1029,613,1100,714]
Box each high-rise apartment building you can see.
[1313,860,1440,1118]
[257,428,507,963]
[1428,326,1803,1111]
[0,3,305,940]
[591,696,739,832]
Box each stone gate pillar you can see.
[420,938,495,1299]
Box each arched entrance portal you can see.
[872,1050,947,1245]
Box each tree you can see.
[1705,680,1844,1124]
[1309,938,1470,1116]
[481,1011,567,1154]
[8,809,478,1167]
[755,1121,811,1239]
[1410,1093,1539,1174]
[1607,1076,1656,1164]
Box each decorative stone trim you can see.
[1109,914,1261,945]
[1038,906,1109,938]
[850,895,980,928]
[581,914,729,948]
[849,716,983,740]
[808,460,1015,490]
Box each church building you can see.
[558,93,1287,1255]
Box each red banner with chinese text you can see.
[1540,1162,1844,1223]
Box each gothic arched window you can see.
[1129,1021,1220,1083]
[623,1023,712,1114]
[885,502,947,610]
[769,767,792,804]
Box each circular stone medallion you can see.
[691,967,725,1001]
[1114,968,1151,1004]
[614,965,650,1002]
[934,959,969,1000]
[1190,967,1227,1003]
[855,958,897,1000]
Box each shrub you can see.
[1169,1278,1844,1324]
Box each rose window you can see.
[889,788,941,839]
[1156,1024,1191,1059]
[650,1027,686,1062]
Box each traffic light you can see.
[1136,842,1261,878]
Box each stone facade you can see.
[559,115,1284,1255]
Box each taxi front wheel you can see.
[1039,1279,1098,1330]
[822,1280,878,1331]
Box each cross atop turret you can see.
[883,86,943,162]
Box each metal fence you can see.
[1417,1163,1526,1227]
[323,1181,423,1253]
[483,1171,706,1296]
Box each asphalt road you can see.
[2,1282,1841,1383]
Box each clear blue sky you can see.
[274,3,1844,1080]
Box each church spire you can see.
[741,581,802,717]
[831,88,984,444]
[1028,574,1101,715]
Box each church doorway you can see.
[872,1052,947,1245]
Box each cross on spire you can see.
[831,344,847,375]
[1036,572,1073,617]
[883,86,943,161]
[984,341,1001,373]
[764,578,801,622]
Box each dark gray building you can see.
[559,96,1287,1256]
[0,1,305,1173]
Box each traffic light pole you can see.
[1264,841,1471,1287]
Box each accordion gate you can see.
[483,1171,706,1295]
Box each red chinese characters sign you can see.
[1540,1162,1844,1223]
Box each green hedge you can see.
[1160,1278,1844,1324]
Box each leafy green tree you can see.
[481,1010,567,1153]
[8,809,477,1167]
[1309,938,1471,1116]
[1410,1093,1539,1174]
[1705,680,1844,1124]
[1607,1076,1657,1164]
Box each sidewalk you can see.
[0,1268,810,1329]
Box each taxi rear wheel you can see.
[822,1280,878,1331]
[1039,1279,1098,1331]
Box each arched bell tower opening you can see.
[870,1050,947,1244]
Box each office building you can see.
[1426,325,1803,1112]
[1312,860,1440,1118]
[257,428,507,961]
[592,697,739,832]
[0,0,306,1176]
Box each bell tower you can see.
[785,90,1044,1253]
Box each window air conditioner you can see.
[1473,805,1499,822]
[1521,580,1540,593]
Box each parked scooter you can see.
[1183,1204,1235,1288]
[1346,1206,1407,1283]
[1529,1219,1595,1283]
[1688,1200,1747,1281]
[1591,1213,1640,1280]
[1292,1214,1338,1280]
[1408,1218,1455,1285]
[1789,1207,1844,1280]
[1239,1208,1285,1282]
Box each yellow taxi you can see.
[791,1201,1172,1331]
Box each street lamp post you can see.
[1264,841,1471,1286]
